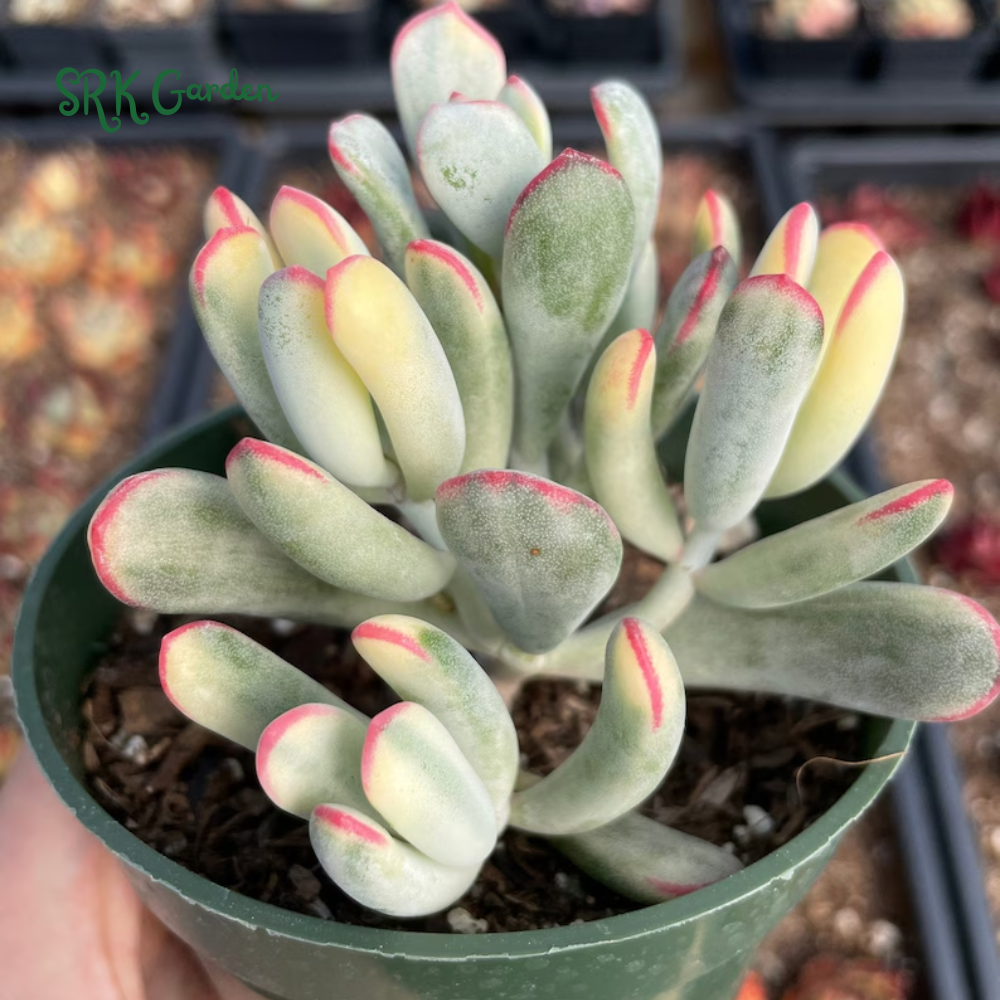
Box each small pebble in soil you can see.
[447,908,489,934]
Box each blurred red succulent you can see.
[957,183,1000,245]
[934,516,1000,587]
[821,185,929,255]
[780,956,910,1000]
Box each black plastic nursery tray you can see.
[214,0,683,115]
[717,0,1000,126]
[788,133,1000,1000]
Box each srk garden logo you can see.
[57,68,278,132]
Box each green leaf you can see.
[257,266,398,490]
[498,75,552,160]
[591,79,661,265]
[257,704,372,820]
[362,702,497,868]
[310,804,479,918]
[651,246,738,440]
[436,470,622,653]
[697,479,954,608]
[553,810,743,904]
[87,469,455,629]
[325,255,466,502]
[510,618,684,836]
[189,227,298,451]
[585,328,683,562]
[226,438,455,602]
[353,615,518,826]
[417,99,546,260]
[667,584,1000,722]
[404,238,513,472]
[391,1,507,157]
[158,621,361,750]
[502,149,635,464]
[327,114,430,275]
[684,275,824,534]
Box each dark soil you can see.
[83,590,867,935]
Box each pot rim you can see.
[12,405,916,961]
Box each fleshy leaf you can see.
[592,236,659,369]
[585,329,683,562]
[257,704,371,820]
[257,266,398,490]
[498,75,552,160]
[436,470,622,653]
[88,469,450,628]
[750,202,819,288]
[325,255,465,502]
[391,1,506,157]
[226,439,455,602]
[159,621,360,750]
[190,227,299,451]
[667,584,1000,722]
[268,185,369,277]
[310,804,479,918]
[417,100,546,260]
[404,238,513,472]
[767,250,906,498]
[503,149,635,464]
[697,479,954,608]
[684,275,824,534]
[362,702,497,867]
[591,79,661,265]
[691,189,741,264]
[651,246,738,439]
[807,222,883,364]
[327,114,430,275]
[553,810,743,904]
[353,615,518,826]
[203,185,281,266]
[510,618,684,835]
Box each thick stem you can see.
[681,527,721,572]
[397,499,447,551]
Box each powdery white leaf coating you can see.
[190,227,299,451]
[353,615,518,826]
[256,703,372,820]
[553,810,743,904]
[391,1,506,158]
[325,256,465,503]
[585,329,683,562]
[767,251,905,498]
[684,275,824,533]
[667,584,1000,722]
[226,439,455,602]
[651,247,739,440]
[268,185,369,277]
[510,618,684,835]
[697,479,953,609]
[310,804,479,918]
[417,100,546,260]
[257,267,398,490]
[361,703,497,868]
[807,222,883,365]
[159,621,360,751]
[88,469,450,629]
[498,75,552,161]
[750,202,820,288]
[502,150,635,464]
[591,80,662,266]
[436,470,622,654]
[691,189,742,265]
[203,185,281,267]
[327,114,430,275]
[404,239,513,472]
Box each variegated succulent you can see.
[88,2,1000,920]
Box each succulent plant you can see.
[870,0,974,38]
[759,0,859,40]
[88,2,1000,920]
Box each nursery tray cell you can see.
[0,118,244,785]
[784,132,1000,1000]
[716,0,1000,125]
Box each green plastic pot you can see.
[13,406,915,1000]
